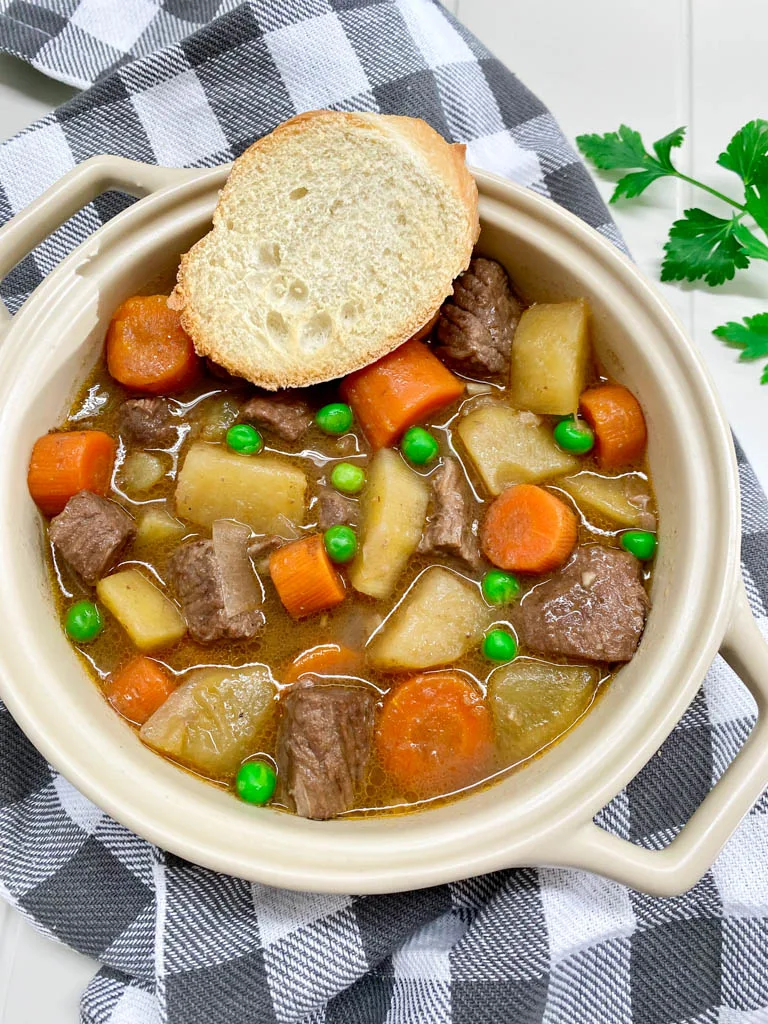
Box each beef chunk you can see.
[316,487,356,530]
[168,539,264,643]
[118,398,177,448]
[49,491,135,585]
[241,392,313,443]
[418,458,481,568]
[435,257,523,377]
[276,678,375,819]
[513,546,649,663]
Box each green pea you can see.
[554,416,595,454]
[235,760,277,805]
[331,462,366,495]
[226,423,263,455]
[316,403,353,435]
[620,530,657,560]
[65,601,104,643]
[324,524,358,563]
[401,426,439,465]
[483,629,518,663]
[482,570,522,605]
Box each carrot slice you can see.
[269,535,346,619]
[106,295,201,394]
[480,483,577,574]
[375,672,493,799]
[105,655,175,725]
[28,430,116,516]
[579,383,647,469]
[282,643,363,684]
[340,339,465,449]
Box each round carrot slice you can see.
[282,643,363,684]
[579,383,647,469]
[106,295,201,394]
[375,672,492,799]
[105,655,175,725]
[480,483,577,574]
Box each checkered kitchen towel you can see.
[1,2,767,1022]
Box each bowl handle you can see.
[0,156,204,334]
[552,580,768,895]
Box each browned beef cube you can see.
[49,491,136,585]
[241,392,314,443]
[168,539,264,643]
[418,457,481,568]
[435,257,523,377]
[316,487,357,531]
[118,398,177,448]
[276,679,375,820]
[513,546,649,663]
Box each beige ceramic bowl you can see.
[1,156,767,896]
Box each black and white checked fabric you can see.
[0,3,767,1023]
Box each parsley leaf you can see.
[745,182,768,236]
[652,126,686,171]
[733,222,768,261]
[575,125,650,170]
[661,209,750,286]
[717,119,768,186]
[713,314,768,382]
[610,167,670,202]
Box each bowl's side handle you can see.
[0,156,204,334]
[550,580,768,896]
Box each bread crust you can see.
[170,110,479,390]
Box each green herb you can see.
[713,314,768,384]
[576,120,768,384]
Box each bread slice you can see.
[169,111,479,390]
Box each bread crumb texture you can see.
[171,111,479,389]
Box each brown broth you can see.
[45,335,656,816]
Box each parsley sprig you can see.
[576,120,768,384]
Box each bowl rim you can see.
[0,164,742,892]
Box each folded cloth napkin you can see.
[1,3,767,1023]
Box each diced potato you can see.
[560,472,656,529]
[176,443,306,536]
[488,659,598,763]
[198,394,240,442]
[457,403,578,495]
[509,299,590,415]
[97,569,186,651]
[136,506,187,546]
[368,567,490,670]
[140,665,275,779]
[120,452,166,494]
[349,449,429,599]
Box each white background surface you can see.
[1,2,767,1020]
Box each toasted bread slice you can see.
[169,111,479,390]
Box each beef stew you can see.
[29,255,657,820]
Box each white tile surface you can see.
[0,3,767,1020]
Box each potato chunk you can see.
[140,665,276,779]
[368,567,490,670]
[176,443,306,536]
[349,449,429,599]
[97,569,186,651]
[509,299,590,415]
[120,452,166,494]
[457,403,577,495]
[560,472,656,529]
[488,659,598,763]
[135,506,187,546]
